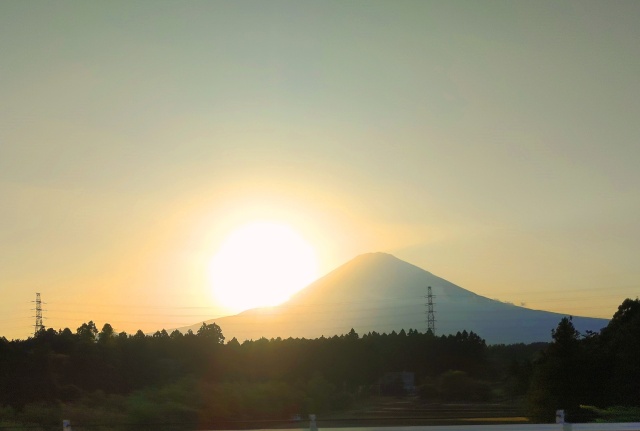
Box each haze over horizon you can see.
[2,1,639,340]
[180,252,610,345]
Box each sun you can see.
[208,221,319,313]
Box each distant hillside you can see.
[180,252,608,344]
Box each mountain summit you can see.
[183,252,608,344]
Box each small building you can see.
[378,371,416,395]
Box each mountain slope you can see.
[182,252,608,344]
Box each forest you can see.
[0,298,639,430]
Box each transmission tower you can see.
[33,292,43,335]
[426,286,436,335]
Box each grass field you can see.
[304,396,529,428]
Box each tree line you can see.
[0,298,638,429]
[527,298,640,422]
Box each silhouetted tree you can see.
[528,317,585,422]
[196,322,225,344]
[98,323,115,343]
[76,321,98,342]
[599,298,640,405]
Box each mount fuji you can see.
[181,252,608,344]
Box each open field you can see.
[185,397,530,430]
[313,397,528,428]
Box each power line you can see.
[6,283,633,340]
[41,282,639,312]
[38,298,621,332]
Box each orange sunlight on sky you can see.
[2,2,640,340]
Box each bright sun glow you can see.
[208,221,318,312]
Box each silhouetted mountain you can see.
[181,252,608,344]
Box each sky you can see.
[1,1,639,340]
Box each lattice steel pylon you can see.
[426,286,436,335]
[34,292,43,335]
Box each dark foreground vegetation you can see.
[1,298,639,430]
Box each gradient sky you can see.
[2,1,639,340]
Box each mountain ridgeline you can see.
[183,253,608,344]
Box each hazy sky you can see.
[2,1,639,340]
